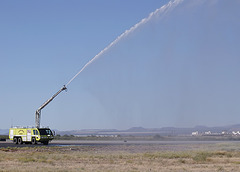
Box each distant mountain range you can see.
[1,124,240,136]
[55,124,240,136]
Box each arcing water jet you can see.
[65,0,183,87]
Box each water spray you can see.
[65,0,183,87]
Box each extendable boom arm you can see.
[35,85,67,128]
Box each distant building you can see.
[232,131,240,136]
[204,131,211,135]
[192,131,198,136]
[222,131,227,135]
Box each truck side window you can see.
[36,130,38,135]
[33,130,36,135]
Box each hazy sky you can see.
[1,0,240,130]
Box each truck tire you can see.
[18,137,23,144]
[32,137,37,144]
[13,137,18,144]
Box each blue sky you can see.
[1,0,240,130]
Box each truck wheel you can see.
[18,137,23,144]
[32,137,37,144]
[13,137,18,144]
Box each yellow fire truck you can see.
[9,127,54,145]
[9,85,66,145]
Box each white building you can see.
[192,131,198,136]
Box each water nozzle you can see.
[62,85,67,91]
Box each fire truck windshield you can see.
[39,129,52,136]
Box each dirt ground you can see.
[1,142,240,171]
